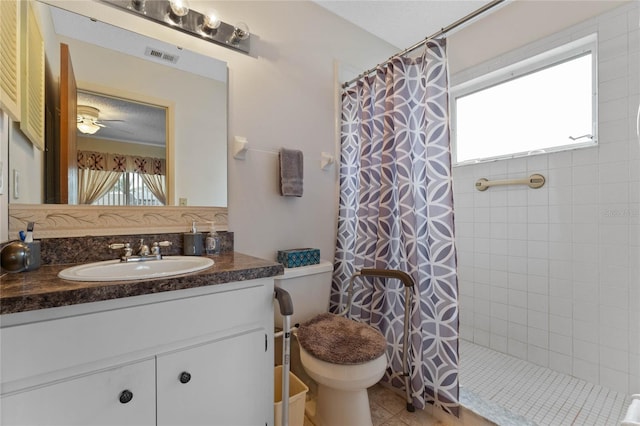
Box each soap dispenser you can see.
[183,221,203,255]
[205,222,221,255]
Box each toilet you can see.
[274,261,388,426]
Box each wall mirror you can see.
[12,1,228,207]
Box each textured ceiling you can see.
[76,91,166,147]
[313,0,494,49]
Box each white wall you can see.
[15,0,396,257]
[452,1,639,395]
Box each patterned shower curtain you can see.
[331,39,459,415]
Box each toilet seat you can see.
[297,313,386,364]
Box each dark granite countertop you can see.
[0,252,284,315]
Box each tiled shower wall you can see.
[453,2,638,395]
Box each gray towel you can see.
[279,148,303,197]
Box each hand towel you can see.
[279,148,303,197]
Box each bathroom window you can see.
[451,34,597,165]
[93,172,163,206]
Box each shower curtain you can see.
[331,39,459,415]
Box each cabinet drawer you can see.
[1,358,155,426]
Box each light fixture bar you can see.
[99,0,250,54]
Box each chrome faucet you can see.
[136,239,150,256]
[109,240,172,262]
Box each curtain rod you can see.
[342,0,506,89]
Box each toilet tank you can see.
[274,261,333,328]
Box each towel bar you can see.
[475,173,545,191]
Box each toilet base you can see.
[312,385,373,426]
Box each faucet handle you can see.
[151,241,172,256]
[109,242,132,257]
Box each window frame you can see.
[450,34,598,166]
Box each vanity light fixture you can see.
[101,0,251,54]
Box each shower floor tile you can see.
[460,339,632,425]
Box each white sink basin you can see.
[58,256,214,282]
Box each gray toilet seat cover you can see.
[297,313,387,365]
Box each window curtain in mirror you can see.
[77,151,126,204]
[331,39,459,415]
[77,151,166,205]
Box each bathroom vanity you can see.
[0,252,283,426]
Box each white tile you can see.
[572,203,598,224]
[573,262,599,286]
[599,118,630,144]
[573,184,598,205]
[549,259,573,280]
[528,326,549,348]
[574,338,600,363]
[549,351,573,375]
[508,322,528,342]
[573,223,599,244]
[550,332,572,355]
[508,306,528,326]
[508,206,528,223]
[528,310,549,332]
[550,315,573,336]
[528,274,548,295]
[474,329,490,347]
[600,325,629,352]
[600,182,630,204]
[508,289,527,308]
[528,240,549,259]
[599,33,629,62]
[599,54,628,83]
[573,359,599,383]
[549,297,573,319]
[490,334,508,353]
[549,278,573,299]
[528,223,548,241]
[599,76,629,103]
[598,8,629,41]
[475,313,491,332]
[549,242,572,260]
[600,346,630,373]
[528,258,549,278]
[527,344,549,367]
[491,301,508,320]
[600,161,630,183]
[600,97,630,124]
[508,339,528,359]
[573,320,599,343]
[491,317,508,336]
[507,239,527,257]
[528,292,548,313]
[599,366,629,394]
[573,300,599,323]
[599,286,630,310]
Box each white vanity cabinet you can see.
[0,277,275,426]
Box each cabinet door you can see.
[1,358,155,426]
[157,329,271,426]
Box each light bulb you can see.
[203,10,221,30]
[166,0,189,24]
[199,9,221,36]
[229,21,250,44]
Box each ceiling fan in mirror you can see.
[76,105,124,135]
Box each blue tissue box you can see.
[277,248,320,268]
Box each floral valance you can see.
[77,150,166,175]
